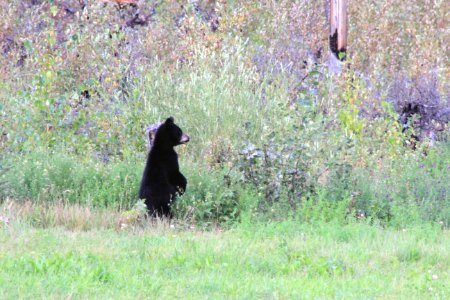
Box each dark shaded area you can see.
[193,1,219,32]
[388,73,450,143]
[329,29,339,55]
[329,29,346,60]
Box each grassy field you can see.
[1,219,449,299]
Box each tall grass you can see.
[121,46,288,159]
[1,141,449,226]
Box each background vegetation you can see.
[0,0,449,226]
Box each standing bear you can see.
[139,117,190,217]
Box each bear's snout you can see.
[180,134,190,144]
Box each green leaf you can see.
[23,40,33,52]
[50,5,58,17]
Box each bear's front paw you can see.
[176,185,186,195]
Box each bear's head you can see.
[153,117,189,149]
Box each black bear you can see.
[139,117,190,217]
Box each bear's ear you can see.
[165,117,174,124]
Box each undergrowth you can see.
[0,0,448,227]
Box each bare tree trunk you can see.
[328,0,348,74]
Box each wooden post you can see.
[330,0,347,60]
[329,0,348,73]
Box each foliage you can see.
[1,151,140,208]
[0,0,448,226]
[174,168,245,225]
[352,145,450,227]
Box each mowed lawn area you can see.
[1,221,449,299]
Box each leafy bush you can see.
[352,145,450,227]
[1,151,258,225]
[175,167,259,225]
[0,0,448,227]
[1,151,141,208]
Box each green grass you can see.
[1,221,449,299]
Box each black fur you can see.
[139,117,189,217]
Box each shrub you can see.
[1,151,141,208]
[174,166,259,225]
